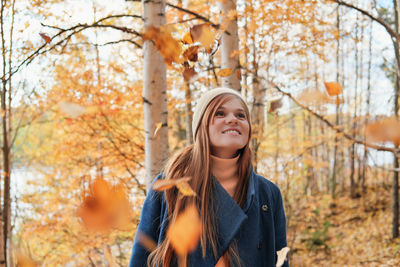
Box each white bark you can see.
[143,0,169,190]
[219,0,241,91]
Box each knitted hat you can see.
[192,87,247,140]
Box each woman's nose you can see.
[225,113,238,124]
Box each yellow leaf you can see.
[182,32,193,44]
[324,82,342,96]
[176,181,197,196]
[152,177,191,191]
[167,205,202,255]
[218,68,233,77]
[153,122,163,138]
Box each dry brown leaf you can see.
[276,247,290,267]
[39,33,51,44]
[183,46,200,62]
[269,99,282,113]
[324,82,343,96]
[365,117,400,147]
[143,26,182,65]
[137,231,157,252]
[190,24,216,53]
[167,205,202,255]
[218,68,233,77]
[236,69,241,81]
[176,181,197,196]
[183,67,198,82]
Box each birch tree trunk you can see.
[219,0,240,91]
[142,0,169,190]
[392,0,400,239]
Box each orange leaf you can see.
[218,68,233,77]
[143,26,182,65]
[167,205,202,255]
[39,33,51,43]
[324,82,342,96]
[182,32,193,44]
[190,24,216,53]
[152,177,191,191]
[365,117,400,147]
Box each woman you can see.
[129,87,288,267]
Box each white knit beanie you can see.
[192,87,247,141]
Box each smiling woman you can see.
[129,87,289,267]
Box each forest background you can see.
[0,0,400,266]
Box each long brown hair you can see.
[148,94,252,267]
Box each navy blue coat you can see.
[129,169,289,267]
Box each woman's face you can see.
[208,97,250,158]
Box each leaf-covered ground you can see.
[289,184,400,266]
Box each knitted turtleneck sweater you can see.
[210,154,240,198]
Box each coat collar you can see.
[212,166,256,259]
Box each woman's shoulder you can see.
[252,172,283,198]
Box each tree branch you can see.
[270,82,400,157]
[331,0,400,44]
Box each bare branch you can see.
[270,82,400,157]
[331,0,400,44]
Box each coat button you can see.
[257,242,262,250]
[261,204,268,212]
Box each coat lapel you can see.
[213,177,248,258]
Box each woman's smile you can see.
[209,98,250,158]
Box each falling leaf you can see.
[276,247,290,267]
[183,66,198,82]
[324,82,342,96]
[236,69,241,81]
[269,99,282,113]
[190,24,216,53]
[78,179,131,231]
[143,26,182,65]
[297,88,341,106]
[153,122,163,138]
[183,46,200,62]
[137,231,157,252]
[176,181,197,196]
[58,101,86,118]
[218,68,233,77]
[167,205,202,255]
[365,117,400,147]
[152,177,191,191]
[39,33,51,44]
[182,32,193,44]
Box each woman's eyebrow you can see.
[218,106,245,112]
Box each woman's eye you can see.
[215,111,224,117]
[237,113,246,119]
